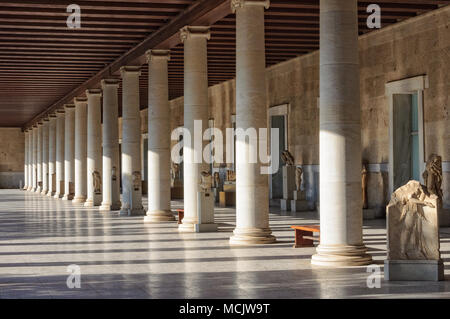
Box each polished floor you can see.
[0,189,449,299]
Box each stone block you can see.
[195,191,217,233]
[384,260,444,281]
[219,191,235,207]
[282,166,296,199]
[291,200,312,212]
[171,186,183,199]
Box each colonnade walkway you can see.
[1,189,450,299]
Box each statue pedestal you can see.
[194,191,217,232]
[280,166,296,211]
[384,260,444,281]
[171,185,184,199]
[290,189,313,212]
[219,191,236,207]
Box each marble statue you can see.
[281,150,294,166]
[386,180,441,260]
[132,171,141,191]
[423,154,443,199]
[92,170,101,194]
[213,172,220,189]
[226,170,236,182]
[362,164,368,209]
[200,170,213,191]
[171,162,180,184]
[295,166,303,191]
[111,166,117,181]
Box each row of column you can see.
[22,0,370,266]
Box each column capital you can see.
[86,88,102,97]
[74,97,87,106]
[37,121,44,126]
[120,66,141,77]
[42,117,50,124]
[64,103,75,111]
[101,78,120,89]
[32,123,38,129]
[231,0,270,12]
[145,49,170,63]
[180,26,211,43]
[49,113,57,119]
[56,108,65,117]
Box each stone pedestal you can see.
[282,166,296,199]
[194,191,218,232]
[219,191,236,207]
[384,260,444,281]
[171,186,184,200]
[290,190,313,212]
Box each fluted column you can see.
[72,97,88,204]
[229,0,275,245]
[36,122,43,193]
[23,129,29,190]
[144,50,175,222]
[47,114,57,196]
[85,89,103,207]
[62,104,75,201]
[119,66,144,216]
[311,0,371,266]
[100,79,121,211]
[54,109,65,198]
[31,125,38,192]
[178,26,211,232]
[41,118,49,195]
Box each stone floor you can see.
[0,189,450,299]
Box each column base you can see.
[22,186,28,190]
[144,210,176,223]
[99,202,121,212]
[46,191,55,197]
[53,192,62,199]
[72,196,86,204]
[62,194,74,201]
[41,189,48,195]
[311,244,372,267]
[178,222,196,233]
[119,207,146,216]
[35,187,41,193]
[229,228,276,245]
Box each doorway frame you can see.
[385,75,428,195]
[268,103,290,199]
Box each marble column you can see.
[47,114,57,196]
[119,66,144,216]
[72,97,88,204]
[36,121,43,193]
[23,129,29,190]
[311,0,371,266]
[54,109,65,199]
[144,50,175,223]
[85,89,103,207]
[99,79,121,211]
[178,26,210,232]
[229,0,275,245]
[26,129,33,191]
[62,104,75,201]
[31,125,38,192]
[41,118,49,195]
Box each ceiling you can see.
[0,0,447,128]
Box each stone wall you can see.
[166,6,449,210]
[0,128,24,188]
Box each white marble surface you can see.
[1,189,450,298]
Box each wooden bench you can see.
[175,209,184,224]
[291,225,320,248]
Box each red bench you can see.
[291,225,320,248]
[175,209,184,224]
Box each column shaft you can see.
[41,119,49,195]
[85,90,103,207]
[36,123,43,193]
[73,97,88,203]
[63,104,75,201]
[47,115,57,196]
[119,66,144,216]
[178,26,210,232]
[54,110,65,198]
[230,0,275,245]
[27,129,33,191]
[23,130,28,190]
[311,0,371,266]
[144,50,175,222]
[100,79,121,211]
[32,126,37,191]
